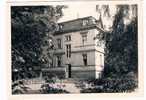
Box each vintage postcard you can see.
[6,0,144,100]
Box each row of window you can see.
[82,18,96,26]
[57,37,102,49]
[56,53,88,66]
[56,54,103,67]
[56,35,71,49]
[57,33,88,49]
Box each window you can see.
[57,38,62,49]
[98,72,102,78]
[82,53,87,66]
[90,18,96,24]
[59,24,63,30]
[100,54,103,67]
[82,34,87,42]
[65,35,71,41]
[66,44,71,58]
[97,41,101,47]
[57,56,61,67]
[82,20,88,26]
[82,34,87,45]
[48,59,53,68]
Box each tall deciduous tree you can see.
[96,5,138,77]
[11,6,67,81]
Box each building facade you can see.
[42,16,105,79]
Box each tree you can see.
[96,5,138,77]
[11,6,67,81]
[81,5,138,92]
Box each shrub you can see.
[40,76,69,94]
[12,80,30,94]
[81,72,138,93]
[40,83,69,94]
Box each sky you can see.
[58,4,136,31]
[58,4,117,31]
[58,4,98,22]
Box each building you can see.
[41,16,105,79]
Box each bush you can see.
[40,83,69,94]
[81,72,138,93]
[12,80,30,94]
[40,76,69,94]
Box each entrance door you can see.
[68,64,71,78]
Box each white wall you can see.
[53,28,104,70]
[71,52,95,66]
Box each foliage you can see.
[90,5,138,93]
[96,5,138,77]
[80,72,138,93]
[12,80,30,94]
[11,6,66,81]
[40,83,69,94]
[40,76,69,94]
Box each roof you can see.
[54,16,104,35]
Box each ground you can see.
[13,77,138,94]
[24,78,89,94]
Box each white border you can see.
[2,0,144,100]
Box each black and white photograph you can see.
[11,2,140,95]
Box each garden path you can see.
[25,78,87,94]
